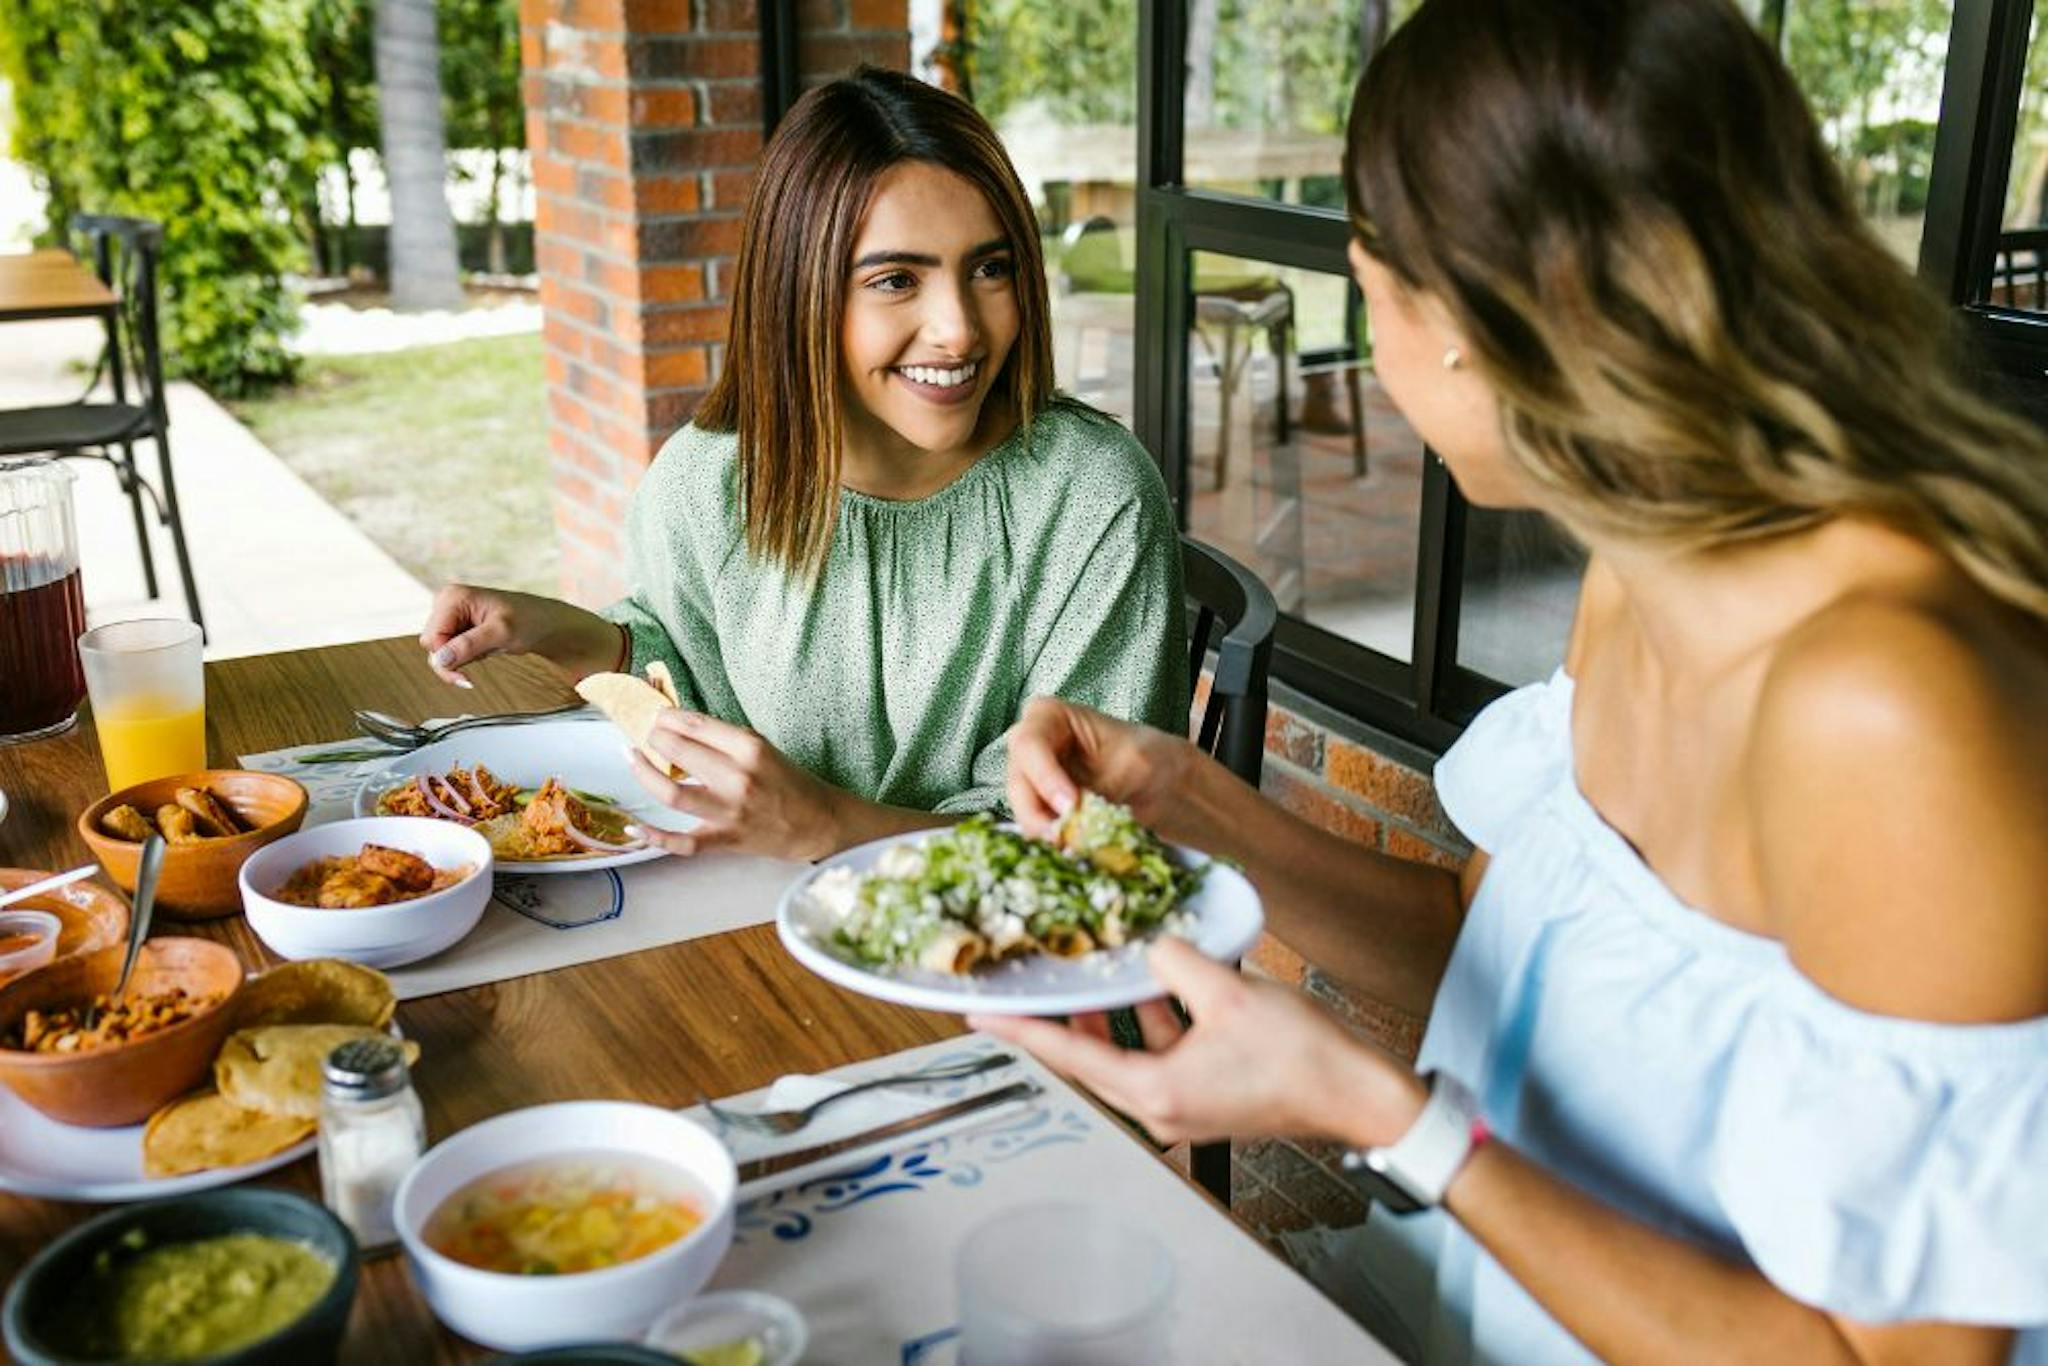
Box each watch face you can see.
[1340,1151,1424,1215]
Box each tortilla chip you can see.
[142,1089,315,1178]
[216,1025,420,1120]
[234,959,396,1031]
[575,669,684,779]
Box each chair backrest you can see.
[1059,215,1127,293]
[70,215,168,424]
[1182,535,1277,788]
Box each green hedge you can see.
[0,0,320,394]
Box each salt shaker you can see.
[318,1036,426,1252]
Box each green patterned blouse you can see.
[604,399,1187,815]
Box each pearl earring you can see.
[1442,345,1463,371]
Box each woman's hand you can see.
[624,710,848,861]
[418,584,626,687]
[1005,695,1200,839]
[971,939,1428,1147]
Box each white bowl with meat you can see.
[239,817,493,968]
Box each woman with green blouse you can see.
[416,67,1185,862]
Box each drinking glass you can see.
[956,1202,1175,1365]
[1,457,88,742]
[77,618,206,790]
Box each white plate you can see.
[0,1085,315,1203]
[0,1022,405,1204]
[352,716,697,874]
[776,827,1264,1016]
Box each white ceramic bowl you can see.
[393,1101,737,1351]
[239,817,493,968]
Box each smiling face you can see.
[839,161,1022,471]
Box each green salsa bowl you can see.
[3,1187,358,1365]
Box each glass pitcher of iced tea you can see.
[1,457,89,742]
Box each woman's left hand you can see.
[624,710,846,862]
[971,939,1429,1147]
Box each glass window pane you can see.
[917,0,1142,414]
[1183,251,1422,664]
[1453,508,1585,688]
[1760,0,1954,267]
[1986,9,2048,310]
[1182,0,1420,208]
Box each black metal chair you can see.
[1181,535,1277,1204]
[0,215,203,631]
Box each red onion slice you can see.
[465,769,494,811]
[414,775,472,824]
[562,822,645,854]
[431,774,472,816]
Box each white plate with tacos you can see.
[777,795,1263,1016]
[351,716,698,874]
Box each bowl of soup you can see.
[394,1101,737,1351]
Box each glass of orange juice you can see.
[76,618,206,791]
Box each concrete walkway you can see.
[0,315,431,661]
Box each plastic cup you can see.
[77,618,206,792]
[956,1202,1175,1365]
[0,910,60,984]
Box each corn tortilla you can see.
[142,1090,315,1178]
[576,666,685,779]
[233,959,395,1031]
[215,1025,420,1120]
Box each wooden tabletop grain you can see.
[0,638,965,1361]
[0,249,118,323]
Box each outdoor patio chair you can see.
[0,215,203,632]
[1181,534,1278,1205]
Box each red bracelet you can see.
[1470,1115,1493,1149]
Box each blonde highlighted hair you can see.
[696,66,1055,577]
[1347,0,2048,618]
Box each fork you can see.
[351,701,591,750]
[698,1052,1018,1136]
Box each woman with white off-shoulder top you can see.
[976,2,2048,1362]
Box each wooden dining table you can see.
[0,248,119,326]
[0,637,979,1361]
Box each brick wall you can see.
[519,0,909,608]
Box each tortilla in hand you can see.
[234,959,396,1031]
[576,664,686,779]
[216,1024,420,1120]
[143,1089,316,1177]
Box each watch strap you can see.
[1341,1071,1483,1213]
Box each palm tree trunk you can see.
[375,0,463,311]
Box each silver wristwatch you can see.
[1339,1071,1484,1215]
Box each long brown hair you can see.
[696,66,1055,576]
[1346,0,2048,618]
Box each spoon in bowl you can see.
[87,835,162,1030]
[0,863,98,912]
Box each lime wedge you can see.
[680,1339,764,1366]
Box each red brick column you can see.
[520,0,909,607]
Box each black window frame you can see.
[1133,0,1491,755]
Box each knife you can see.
[735,1079,1043,1183]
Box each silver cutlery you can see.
[350,701,591,750]
[0,863,98,911]
[88,835,160,1030]
[734,1079,1043,1183]
[701,1052,1019,1137]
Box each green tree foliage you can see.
[1780,0,1950,222]
[0,0,320,394]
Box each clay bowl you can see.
[79,770,309,921]
[0,937,244,1127]
[0,870,128,972]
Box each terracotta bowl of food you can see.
[79,771,309,921]
[0,937,244,1127]
[0,870,128,979]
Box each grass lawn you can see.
[227,333,559,597]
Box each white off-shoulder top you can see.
[1348,671,2048,1365]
